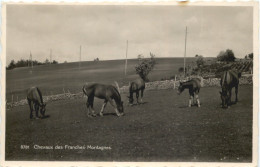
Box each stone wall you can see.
[7,75,252,108]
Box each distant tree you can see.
[137,54,144,60]
[6,59,45,70]
[7,60,16,70]
[248,53,253,59]
[196,55,205,67]
[94,58,99,61]
[178,67,184,73]
[45,58,50,64]
[195,54,199,57]
[52,60,58,64]
[135,52,156,81]
[245,55,248,59]
[217,49,236,62]
[64,61,67,63]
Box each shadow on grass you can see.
[102,113,118,116]
[179,103,202,108]
[128,102,148,107]
[41,115,50,119]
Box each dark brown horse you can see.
[83,82,124,117]
[27,87,46,119]
[177,78,201,107]
[127,78,145,105]
[219,70,241,108]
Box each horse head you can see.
[219,89,230,108]
[127,95,134,104]
[177,82,184,95]
[40,103,47,116]
[117,101,124,116]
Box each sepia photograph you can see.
[1,2,258,166]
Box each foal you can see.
[177,78,201,107]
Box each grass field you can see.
[6,85,252,162]
[6,57,200,102]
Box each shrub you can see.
[135,52,156,81]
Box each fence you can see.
[7,75,253,109]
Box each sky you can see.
[6,5,253,64]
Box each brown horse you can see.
[219,70,241,108]
[177,78,201,107]
[27,87,46,119]
[127,78,145,105]
[82,82,124,117]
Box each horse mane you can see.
[114,81,120,94]
[182,79,195,85]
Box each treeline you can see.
[7,59,58,70]
[177,49,253,77]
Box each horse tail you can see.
[114,81,120,94]
[128,82,132,91]
[82,83,88,97]
[36,87,44,106]
[223,71,228,86]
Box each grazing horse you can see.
[82,82,124,117]
[177,78,201,107]
[219,70,241,108]
[27,87,46,119]
[127,78,145,105]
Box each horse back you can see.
[191,78,201,92]
[130,78,145,91]
[83,83,121,100]
[221,70,239,87]
[27,87,43,104]
[83,83,104,97]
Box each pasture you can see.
[6,85,252,162]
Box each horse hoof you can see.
[99,113,103,117]
[117,113,124,117]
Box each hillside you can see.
[6,57,199,101]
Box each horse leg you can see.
[89,97,96,117]
[195,94,201,107]
[188,91,194,107]
[34,103,40,119]
[189,95,192,107]
[28,100,33,119]
[229,89,232,106]
[140,89,144,103]
[100,100,108,116]
[108,98,121,117]
[86,97,92,117]
[235,85,238,103]
[136,91,140,104]
[192,94,195,106]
